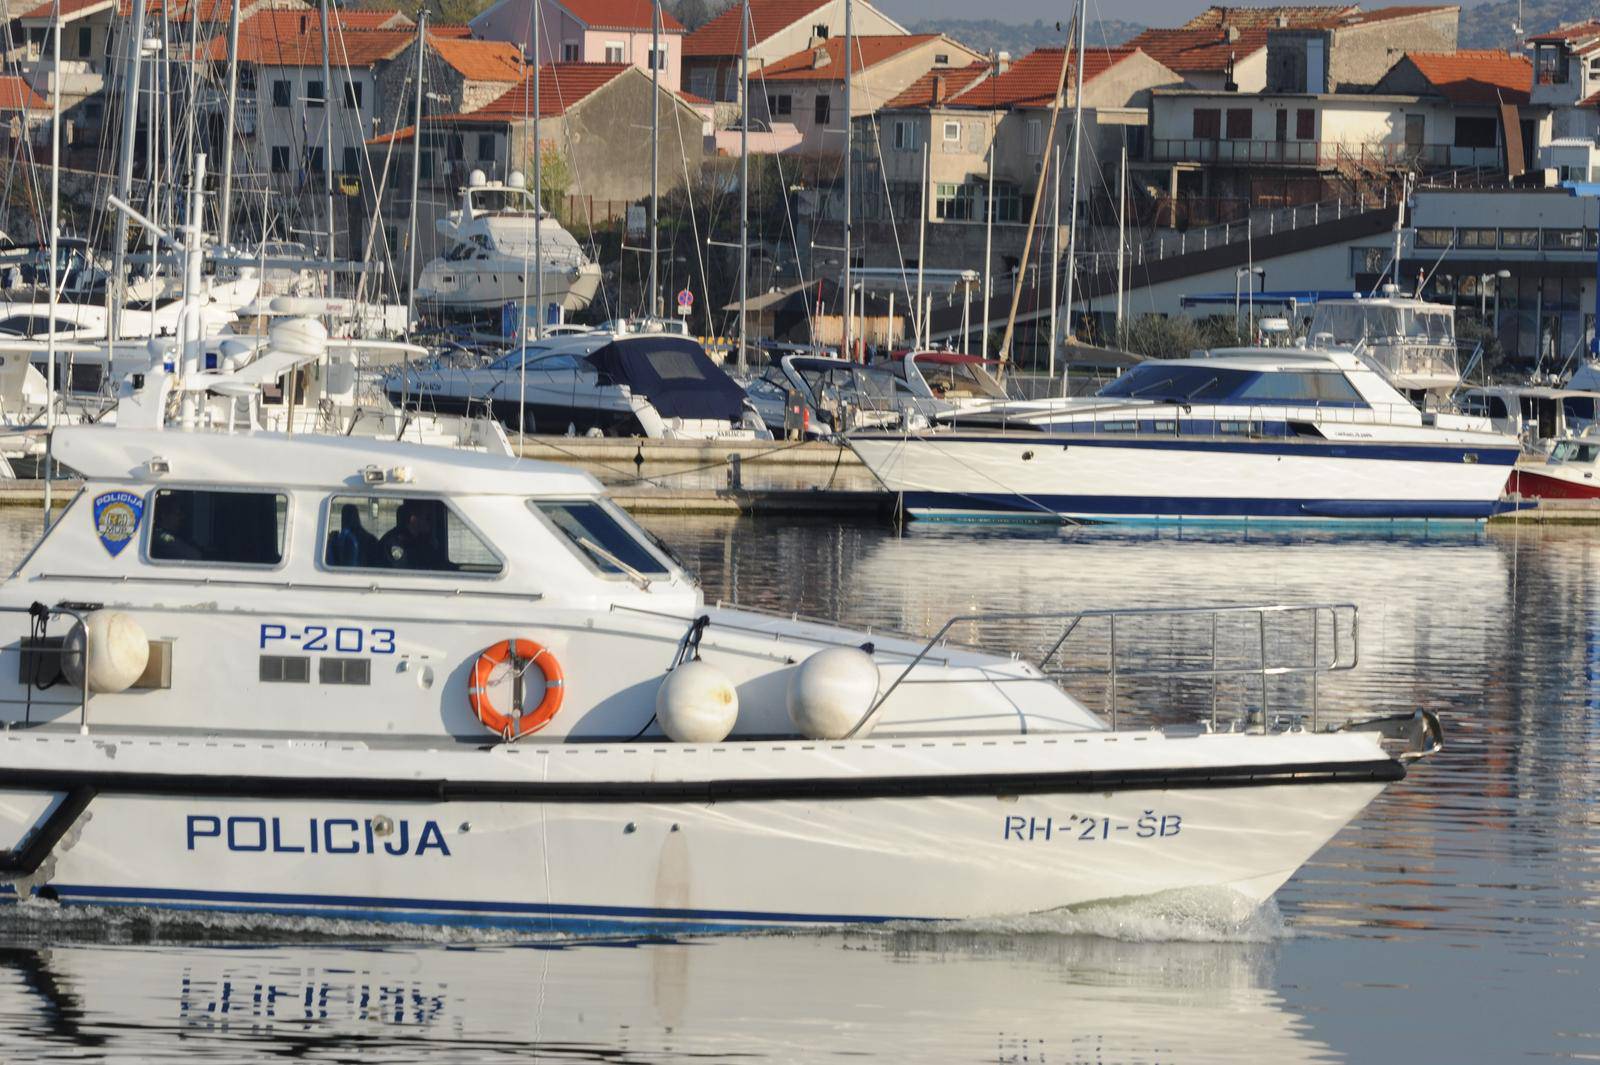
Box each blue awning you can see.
[1179,290,1360,308]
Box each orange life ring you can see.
[468,639,564,740]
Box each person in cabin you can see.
[326,503,381,568]
[379,500,450,570]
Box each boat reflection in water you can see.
[0,906,1333,1064]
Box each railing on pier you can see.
[864,603,1359,734]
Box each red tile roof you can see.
[954,47,1136,108]
[885,62,989,108]
[1123,24,1277,73]
[1179,4,1357,28]
[0,75,48,111]
[759,34,938,81]
[554,0,681,32]
[20,0,114,21]
[685,0,829,58]
[1403,50,1531,104]
[429,37,527,82]
[1529,19,1600,45]
[196,16,413,66]
[1129,5,1453,74]
[368,62,632,144]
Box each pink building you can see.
[470,0,682,93]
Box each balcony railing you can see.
[1151,139,1502,171]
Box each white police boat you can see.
[849,347,1521,523]
[0,423,1438,933]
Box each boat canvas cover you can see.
[586,337,747,422]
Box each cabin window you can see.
[148,488,287,566]
[533,501,670,579]
[1458,228,1496,248]
[323,495,503,575]
[1235,371,1363,404]
[1500,228,1538,249]
[1414,227,1453,249]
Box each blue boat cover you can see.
[586,336,747,422]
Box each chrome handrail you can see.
[855,602,1358,736]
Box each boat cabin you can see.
[1305,296,1460,394]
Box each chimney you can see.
[931,73,947,103]
[1276,14,1289,27]
[996,49,1011,74]
[811,45,831,69]
[1225,24,1240,42]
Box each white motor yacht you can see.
[0,419,1439,932]
[849,347,1521,522]
[414,171,601,322]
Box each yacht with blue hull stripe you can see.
[849,348,1522,523]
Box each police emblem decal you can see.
[93,491,144,557]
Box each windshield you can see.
[1096,363,1364,405]
[1552,441,1600,463]
[1308,304,1454,346]
[533,500,670,577]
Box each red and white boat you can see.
[1509,439,1600,499]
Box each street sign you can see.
[676,288,694,309]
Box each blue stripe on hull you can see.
[900,492,1512,522]
[857,433,1523,465]
[9,883,921,934]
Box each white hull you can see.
[415,260,602,314]
[0,729,1395,932]
[849,433,1520,521]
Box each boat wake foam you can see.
[893,888,1289,944]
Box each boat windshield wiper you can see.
[577,536,653,589]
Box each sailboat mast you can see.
[841,0,852,359]
[44,0,61,522]
[648,0,660,317]
[915,140,927,347]
[532,0,542,341]
[319,0,335,265]
[1058,0,1088,389]
[738,0,748,372]
[405,11,426,342]
[219,0,241,246]
[109,0,148,342]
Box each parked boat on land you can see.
[0,424,1439,932]
[848,347,1522,523]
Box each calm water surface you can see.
[0,512,1593,1063]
